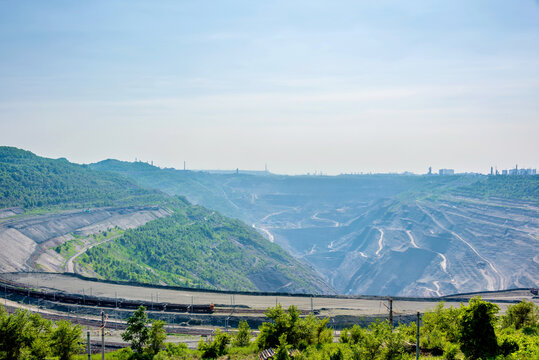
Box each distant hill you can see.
[92,159,539,296]
[0,147,332,294]
[453,175,539,202]
[0,147,164,209]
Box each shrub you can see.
[458,297,499,359]
[502,299,539,330]
[443,342,459,360]
[233,320,251,347]
[198,329,230,359]
[50,320,83,360]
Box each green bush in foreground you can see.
[0,305,82,360]
[5,297,539,360]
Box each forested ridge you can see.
[0,147,329,294]
[452,175,539,203]
[0,146,164,209]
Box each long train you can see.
[0,280,214,313]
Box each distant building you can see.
[439,169,455,175]
[501,165,536,176]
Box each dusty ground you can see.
[3,273,536,318]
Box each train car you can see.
[190,304,215,313]
[164,303,190,312]
[1,282,214,314]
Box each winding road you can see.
[416,202,503,290]
[375,228,384,257]
[64,235,121,273]
[406,230,419,248]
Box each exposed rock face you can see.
[87,161,539,296]
[0,206,171,272]
[289,197,539,296]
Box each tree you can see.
[257,304,332,351]
[122,306,150,353]
[420,302,462,354]
[458,297,499,359]
[28,313,53,360]
[0,307,53,360]
[502,299,538,330]
[274,334,291,360]
[198,329,230,359]
[233,320,251,347]
[148,320,167,355]
[0,307,32,360]
[50,320,83,360]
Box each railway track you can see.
[0,278,215,314]
[3,303,215,336]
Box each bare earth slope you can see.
[0,148,334,294]
[91,161,538,297]
[0,206,171,273]
[323,196,538,296]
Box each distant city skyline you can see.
[1,1,538,175]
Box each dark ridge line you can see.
[1,271,533,304]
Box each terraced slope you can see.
[76,202,331,293]
[0,147,332,294]
[92,160,539,296]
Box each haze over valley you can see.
[0,147,332,294]
[92,159,539,296]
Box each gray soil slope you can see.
[320,197,538,296]
[0,206,171,272]
[96,165,538,297]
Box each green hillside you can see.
[0,147,331,294]
[452,175,539,203]
[0,147,164,209]
[77,200,329,292]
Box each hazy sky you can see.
[1,0,538,175]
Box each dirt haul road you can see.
[3,273,536,318]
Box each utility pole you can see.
[416,312,420,360]
[310,296,314,314]
[101,311,105,360]
[389,298,393,330]
[87,331,91,360]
